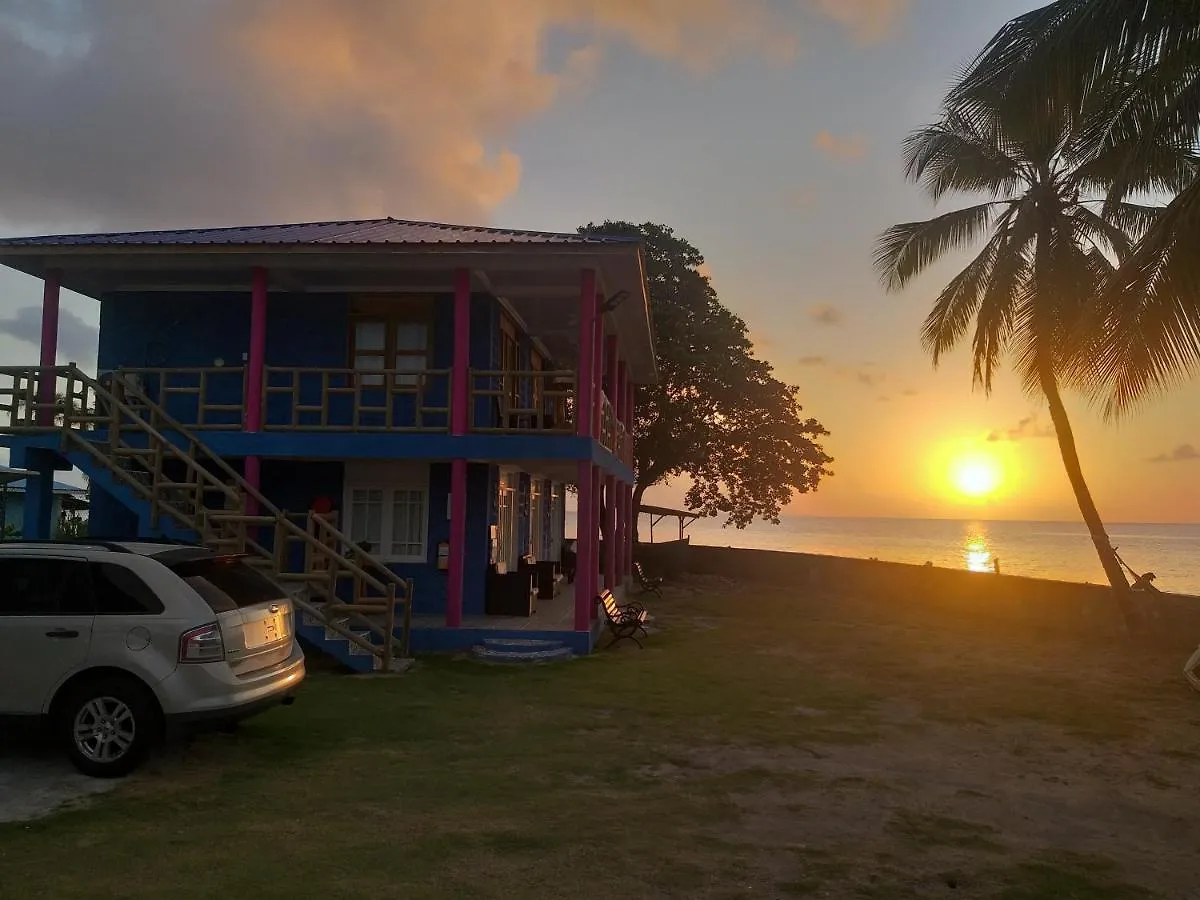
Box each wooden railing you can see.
[118,367,245,429]
[263,367,450,432]
[469,369,575,433]
[0,365,412,669]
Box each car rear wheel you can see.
[58,676,159,778]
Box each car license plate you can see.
[248,614,283,648]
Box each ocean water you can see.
[675,516,1200,596]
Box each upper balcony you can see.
[0,365,635,467]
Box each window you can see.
[168,557,284,613]
[91,563,165,615]
[350,304,431,387]
[344,464,429,563]
[0,558,93,616]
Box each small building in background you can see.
[0,464,88,536]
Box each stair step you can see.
[481,637,567,653]
[471,644,574,664]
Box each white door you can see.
[0,557,95,714]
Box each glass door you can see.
[497,470,518,571]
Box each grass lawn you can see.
[1,577,1197,899]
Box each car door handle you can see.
[45,629,80,639]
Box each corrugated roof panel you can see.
[0,217,641,248]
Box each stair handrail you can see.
[111,369,413,601]
[47,366,243,509]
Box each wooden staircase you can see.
[0,365,412,672]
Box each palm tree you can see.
[949,1,1200,416]
[873,86,1172,626]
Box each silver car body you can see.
[0,542,304,726]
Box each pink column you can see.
[590,464,603,617]
[592,302,605,439]
[37,271,61,426]
[244,267,268,515]
[575,460,594,630]
[447,268,471,627]
[625,381,636,576]
[451,268,471,434]
[447,458,467,627]
[576,271,596,437]
[603,473,617,589]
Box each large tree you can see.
[949,0,1200,416]
[579,221,831,535]
[873,79,1173,627]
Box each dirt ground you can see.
[0,748,117,824]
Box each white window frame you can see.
[343,462,429,564]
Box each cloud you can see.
[797,355,828,367]
[812,0,909,42]
[987,416,1054,443]
[901,388,919,397]
[0,1,906,233]
[0,306,97,363]
[1149,444,1199,464]
[856,370,884,388]
[814,130,867,161]
[786,185,815,209]
[808,304,844,326]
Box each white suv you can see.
[0,540,305,777]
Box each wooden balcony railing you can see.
[263,367,451,432]
[468,369,575,434]
[0,366,632,467]
[119,368,246,429]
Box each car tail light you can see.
[179,623,225,663]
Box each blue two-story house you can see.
[0,218,653,668]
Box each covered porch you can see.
[409,581,626,655]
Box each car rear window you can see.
[167,557,284,613]
[91,562,165,614]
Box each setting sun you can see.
[952,456,1002,498]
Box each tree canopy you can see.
[950,0,1200,416]
[579,221,832,529]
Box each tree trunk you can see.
[1039,368,1140,633]
[632,481,648,546]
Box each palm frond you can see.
[874,203,1001,293]
[1092,176,1200,416]
[902,116,1026,201]
[1071,205,1133,260]
[921,231,1002,365]
[970,217,1032,392]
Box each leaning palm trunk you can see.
[1038,367,1139,630]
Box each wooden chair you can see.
[596,589,649,648]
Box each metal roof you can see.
[0,218,642,248]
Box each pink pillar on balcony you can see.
[447,268,471,628]
[243,267,269,514]
[576,271,597,438]
[592,302,605,439]
[575,461,594,631]
[37,270,61,426]
[451,268,471,435]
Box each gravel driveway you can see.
[0,748,118,824]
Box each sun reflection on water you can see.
[963,524,993,573]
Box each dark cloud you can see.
[1149,444,1199,464]
[0,305,97,363]
[987,416,1053,443]
[808,304,844,326]
[901,388,919,397]
[797,355,828,367]
[0,1,903,234]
